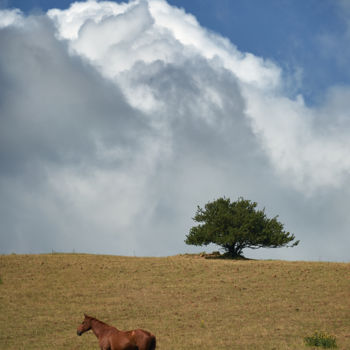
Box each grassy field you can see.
[0,253,349,349]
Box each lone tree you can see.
[185,197,299,258]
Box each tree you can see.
[185,197,299,258]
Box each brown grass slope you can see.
[0,253,349,349]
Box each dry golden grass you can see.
[0,253,349,349]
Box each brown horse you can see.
[77,314,156,350]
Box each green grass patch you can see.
[304,331,337,348]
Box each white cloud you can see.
[0,8,23,27]
[48,0,350,193]
[49,0,281,89]
[48,0,134,40]
[243,87,350,192]
[1,0,350,260]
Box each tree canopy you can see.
[185,197,299,258]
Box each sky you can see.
[0,0,350,261]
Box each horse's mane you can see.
[85,315,110,326]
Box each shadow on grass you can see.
[201,252,253,260]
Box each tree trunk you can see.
[224,244,244,259]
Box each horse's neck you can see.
[90,319,111,339]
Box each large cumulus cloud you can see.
[1,0,350,260]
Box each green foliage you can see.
[304,331,337,348]
[185,197,299,258]
[0,275,3,285]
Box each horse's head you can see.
[77,314,92,336]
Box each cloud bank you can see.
[1,0,350,260]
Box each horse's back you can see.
[107,329,138,350]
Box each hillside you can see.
[0,253,349,349]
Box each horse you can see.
[77,314,156,350]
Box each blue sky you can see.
[3,0,349,104]
[1,0,350,260]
